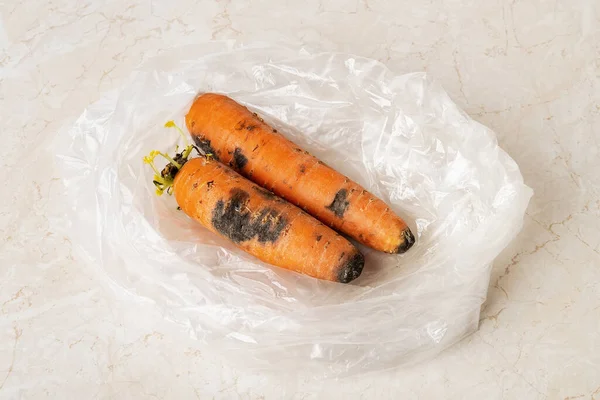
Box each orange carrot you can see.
[186,93,415,254]
[143,128,364,283]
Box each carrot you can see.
[143,123,364,283]
[185,93,415,254]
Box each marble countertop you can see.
[1,0,599,398]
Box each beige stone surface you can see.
[0,0,599,398]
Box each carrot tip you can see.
[338,252,364,283]
[395,228,416,254]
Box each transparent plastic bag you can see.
[55,42,532,376]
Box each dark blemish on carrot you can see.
[294,147,302,153]
[246,125,257,131]
[193,136,219,160]
[299,164,306,173]
[317,160,324,165]
[161,161,180,182]
[192,182,199,189]
[177,206,182,210]
[273,129,277,133]
[304,150,310,155]
[232,148,248,169]
[362,190,367,195]
[235,120,246,130]
[324,241,330,249]
[326,189,350,218]
[191,121,196,128]
[337,252,364,283]
[395,228,415,254]
[339,252,346,260]
[212,188,288,244]
[206,180,214,189]
[316,234,322,242]
[252,112,264,122]
[252,144,259,152]
[252,185,282,202]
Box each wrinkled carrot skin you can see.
[186,93,415,254]
[173,157,364,283]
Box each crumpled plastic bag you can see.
[55,42,532,376]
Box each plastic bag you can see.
[55,42,532,376]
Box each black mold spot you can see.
[299,164,306,173]
[316,234,322,242]
[337,252,364,283]
[326,189,350,218]
[212,188,288,244]
[395,228,416,254]
[206,181,214,190]
[193,136,219,160]
[232,148,248,170]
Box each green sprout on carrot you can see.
[143,120,196,196]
